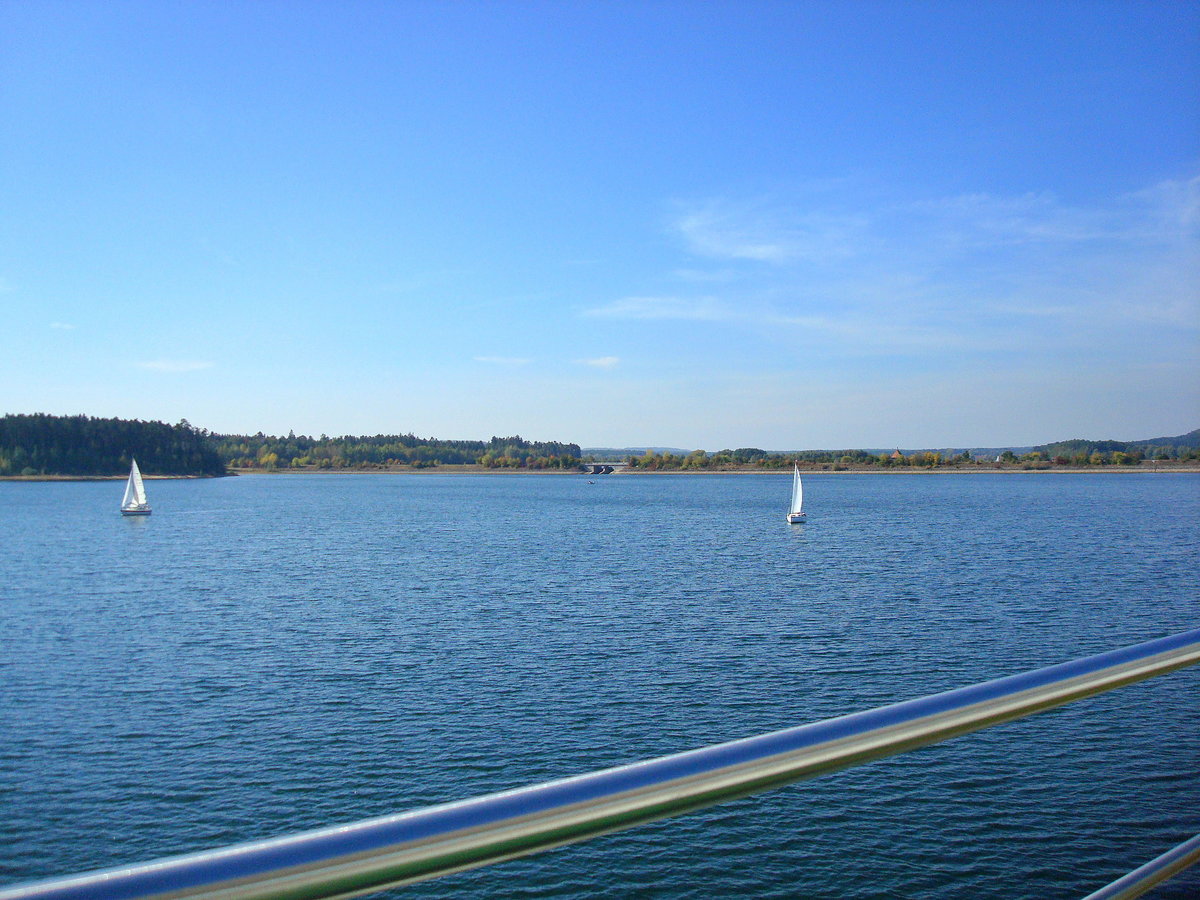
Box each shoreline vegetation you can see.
[5,460,1199,481]
[1,413,1197,479]
[226,465,1200,480]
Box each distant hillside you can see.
[1133,428,1200,448]
[587,428,1199,471]
[1032,428,1200,458]
[592,429,1198,459]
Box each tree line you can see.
[4,413,1193,476]
[0,415,583,476]
[0,414,226,476]
[620,440,1200,471]
[211,432,581,470]
[622,448,963,470]
[1033,434,1200,463]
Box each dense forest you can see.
[0,415,582,474]
[0,414,226,476]
[211,432,581,470]
[1032,431,1200,460]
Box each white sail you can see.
[121,458,150,513]
[788,464,804,517]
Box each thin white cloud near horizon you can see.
[584,296,729,321]
[578,356,620,368]
[137,360,214,373]
[474,356,533,366]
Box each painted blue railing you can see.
[2,628,1197,900]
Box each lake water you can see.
[1,472,1197,899]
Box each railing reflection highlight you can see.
[1,628,1197,900]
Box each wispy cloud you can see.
[673,198,868,264]
[474,355,533,366]
[672,175,1198,265]
[578,356,620,368]
[639,174,1200,350]
[902,183,1198,248]
[1130,174,1200,232]
[671,268,739,283]
[584,296,729,321]
[137,360,214,373]
[50,322,75,330]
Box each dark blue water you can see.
[1,473,1197,898]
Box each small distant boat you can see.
[786,463,805,523]
[120,458,152,516]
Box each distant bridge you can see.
[583,461,628,474]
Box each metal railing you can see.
[2,628,1198,900]
[1082,833,1200,900]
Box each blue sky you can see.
[2,1,1197,449]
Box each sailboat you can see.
[786,463,805,523]
[120,458,152,516]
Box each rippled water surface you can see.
[1,472,1197,898]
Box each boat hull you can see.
[121,507,152,516]
[786,513,805,523]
